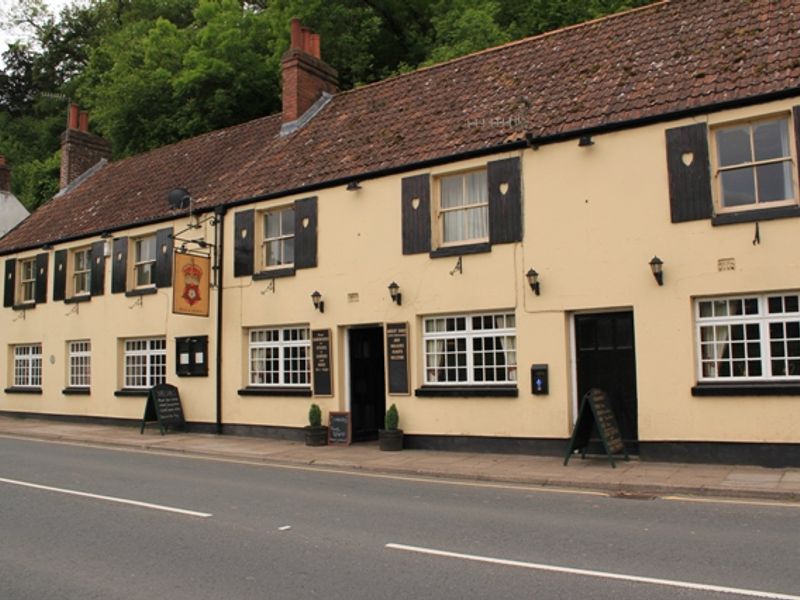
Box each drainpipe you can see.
[214,205,227,435]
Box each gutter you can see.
[2,86,799,257]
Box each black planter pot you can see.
[305,425,328,446]
[379,429,404,451]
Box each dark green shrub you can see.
[385,404,399,431]
[308,403,322,428]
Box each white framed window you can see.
[423,312,517,385]
[713,116,796,212]
[68,340,91,388]
[123,338,166,388]
[13,343,42,388]
[696,293,800,381]
[437,169,488,245]
[262,206,295,269]
[249,326,310,386]
[133,236,156,287]
[18,257,35,303]
[72,248,91,296]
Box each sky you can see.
[0,0,84,60]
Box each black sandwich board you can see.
[328,411,351,445]
[564,388,629,468]
[140,383,186,435]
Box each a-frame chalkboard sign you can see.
[140,383,186,435]
[564,388,629,468]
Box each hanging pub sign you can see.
[173,253,210,317]
[564,388,629,468]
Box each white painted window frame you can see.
[13,343,42,388]
[123,338,166,389]
[68,340,92,388]
[248,326,311,387]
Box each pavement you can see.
[1,414,799,503]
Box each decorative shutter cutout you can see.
[233,210,254,277]
[666,123,713,222]
[90,241,106,296]
[488,157,522,244]
[294,196,318,269]
[53,249,68,302]
[111,237,128,294]
[401,174,431,255]
[3,258,15,308]
[155,227,173,288]
[34,253,48,305]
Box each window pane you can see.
[443,210,464,243]
[720,168,756,207]
[265,213,280,238]
[753,119,789,161]
[756,161,793,203]
[440,175,463,208]
[284,239,294,264]
[717,127,752,166]
[464,171,487,206]
[281,207,294,234]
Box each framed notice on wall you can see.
[173,253,210,317]
[386,322,409,395]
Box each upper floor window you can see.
[72,248,91,296]
[437,170,488,245]
[714,116,796,212]
[262,206,295,269]
[13,343,42,388]
[18,258,35,303]
[696,293,800,381]
[133,235,156,287]
[248,326,311,387]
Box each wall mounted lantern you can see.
[578,135,594,147]
[311,290,325,313]
[649,256,664,286]
[346,180,362,191]
[526,268,540,296]
[388,281,402,306]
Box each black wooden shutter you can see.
[34,252,48,304]
[665,123,713,223]
[294,197,318,270]
[792,106,800,184]
[488,157,523,244]
[90,241,106,296]
[53,249,68,302]
[3,258,15,308]
[233,210,254,277]
[111,237,128,294]
[401,174,431,255]
[155,227,173,288]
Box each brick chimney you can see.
[0,155,10,192]
[281,19,338,125]
[60,103,111,189]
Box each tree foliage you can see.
[0,0,654,210]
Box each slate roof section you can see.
[2,0,800,253]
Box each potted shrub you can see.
[304,403,328,446]
[379,404,404,451]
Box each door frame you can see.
[569,307,636,423]
[343,322,386,414]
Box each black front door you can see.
[348,326,386,442]
[575,311,639,448]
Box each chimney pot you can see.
[60,105,110,189]
[290,18,303,50]
[310,33,321,59]
[68,103,80,130]
[79,111,89,132]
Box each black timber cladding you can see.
[90,241,106,296]
[53,249,67,302]
[155,227,173,288]
[34,253,48,305]
[665,123,713,223]
[488,157,522,244]
[401,174,431,255]
[3,258,15,307]
[294,197,318,270]
[233,209,254,277]
[111,237,128,293]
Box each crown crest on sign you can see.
[182,262,202,283]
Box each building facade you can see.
[2,1,800,466]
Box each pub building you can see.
[2,1,800,466]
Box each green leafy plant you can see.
[308,403,322,428]
[385,404,399,431]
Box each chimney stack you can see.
[0,156,10,192]
[60,103,111,188]
[281,19,338,125]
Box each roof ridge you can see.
[334,0,669,99]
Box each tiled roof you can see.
[2,0,800,253]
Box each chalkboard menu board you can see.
[140,383,186,435]
[312,329,333,396]
[564,388,628,468]
[386,322,409,395]
[328,411,351,445]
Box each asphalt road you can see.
[0,436,798,600]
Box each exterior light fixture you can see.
[311,290,325,313]
[649,256,664,286]
[388,281,402,306]
[578,135,594,147]
[526,268,540,296]
[346,181,362,191]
